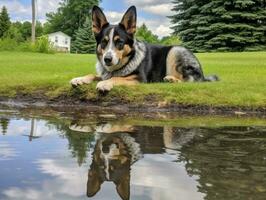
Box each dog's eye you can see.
[101,40,108,49]
[116,40,124,50]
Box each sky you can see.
[0,0,174,37]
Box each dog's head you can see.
[87,135,131,200]
[92,6,137,72]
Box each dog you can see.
[69,122,198,200]
[70,6,219,92]
[86,124,142,200]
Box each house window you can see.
[65,38,68,45]
[55,36,58,43]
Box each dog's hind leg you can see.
[70,75,102,86]
[164,47,184,83]
[163,76,182,83]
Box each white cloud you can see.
[105,11,124,24]
[0,142,18,160]
[124,0,174,36]
[142,3,173,16]
[126,0,174,16]
[126,0,171,7]
[0,0,61,22]
[105,11,172,37]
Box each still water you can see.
[0,110,266,200]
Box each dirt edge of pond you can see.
[0,93,265,117]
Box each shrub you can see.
[34,36,55,54]
[0,36,55,54]
[0,37,17,51]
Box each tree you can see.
[0,118,10,135]
[160,35,181,46]
[72,17,96,54]
[15,21,43,41]
[136,23,159,44]
[170,0,266,52]
[0,6,11,38]
[20,21,32,40]
[4,24,24,42]
[46,0,100,38]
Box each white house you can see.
[48,31,71,52]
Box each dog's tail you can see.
[204,75,220,82]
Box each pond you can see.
[0,109,266,200]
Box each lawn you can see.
[0,51,265,107]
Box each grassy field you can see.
[0,51,265,107]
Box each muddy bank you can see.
[0,94,265,117]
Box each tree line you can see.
[1,0,265,53]
[170,0,266,52]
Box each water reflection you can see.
[0,117,10,135]
[0,114,266,200]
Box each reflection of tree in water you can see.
[177,126,266,200]
[46,120,94,166]
[65,128,94,166]
[0,118,10,135]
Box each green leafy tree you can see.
[46,0,100,38]
[46,120,94,166]
[170,0,266,52]
[16,21,44,40]
[160,35,181,46]
[4,24,24,42]
[0,6,11,38]
[20,21,32,40]
[136,23,159,44]
[0,118,10,135]
[72,17,96,54]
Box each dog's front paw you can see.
[70,76,92,86]
[96,81,113,93]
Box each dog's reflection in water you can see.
[69,123,194,200]
[74,124,142,200]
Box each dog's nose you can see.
[104,55,113,66]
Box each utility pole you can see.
[31,0,36,43]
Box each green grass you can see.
[0,51,265,107]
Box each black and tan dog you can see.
[70,6,218,92]
[86,125,142,200]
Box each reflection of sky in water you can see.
[0,142,18,160]
[0,117,204,200]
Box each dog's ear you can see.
[87,166,103,197]
[115,174,130,200]
[120,6,137,35]
[92,6,109,35]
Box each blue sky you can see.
[0,0,173,36]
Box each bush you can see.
[0,36,55,53]
[34,36,55,54]
[160,36,181,46]
[0,37,17,51]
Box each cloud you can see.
[0,0,61,22]
[0,142,18,160]
[126,0,174,16]
[105,11,124,24]
[142,3,173,16]
[125,0,174,36]
[105,11,172,37]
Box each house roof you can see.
[48,31,71,38]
